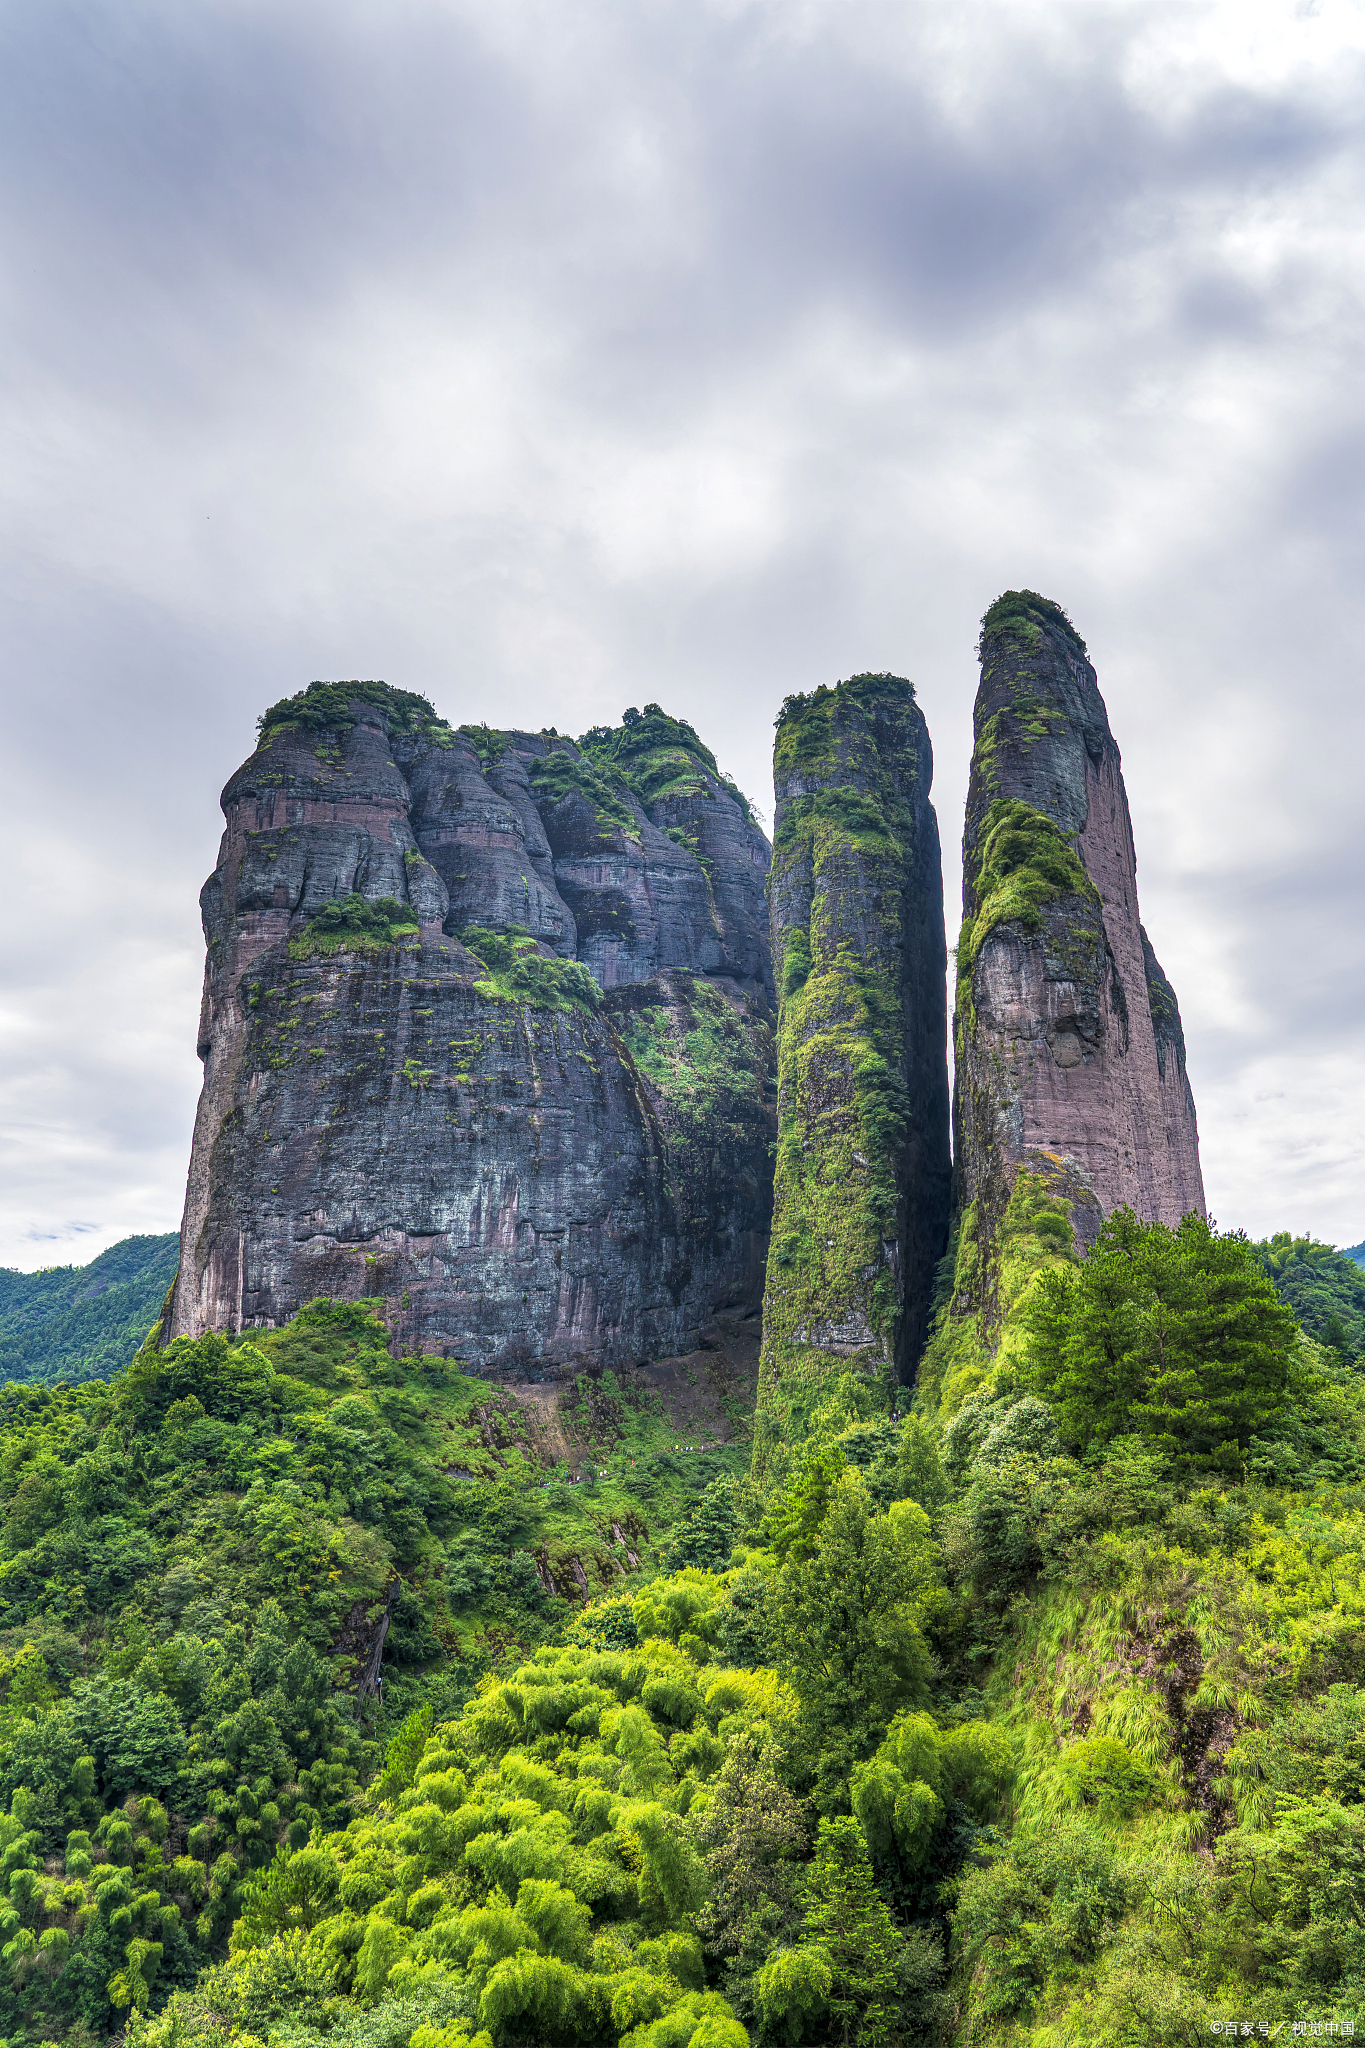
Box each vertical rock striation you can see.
[952,591,1204,1324]
[170,684,775,1376]
[754,674,952,1470]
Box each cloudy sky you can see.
[3,0,1364,1271]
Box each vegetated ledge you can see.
[577,700,758,823]
[287,895,421,961]
[457,927,604,1013]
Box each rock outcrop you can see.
[169,685,775,1374]
[754,674,952,1469]
[953,591,1204,1314]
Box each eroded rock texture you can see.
[954,592,1204,1302]
[754,674,952,1467]
[170,687,774,1375]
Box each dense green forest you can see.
[1,1215,1364,2045]
[0,1237,179,1388]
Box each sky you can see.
[2,0,1364,1271]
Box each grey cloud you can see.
[1,0,1363,1264]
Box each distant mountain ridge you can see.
[1347,1240,1365,1266]
[0,1233,178,1385]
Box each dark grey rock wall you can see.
[755,672,952,1467]
[170,689,775,1375]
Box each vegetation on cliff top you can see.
[978,590,1087,657]
[772,674,917,786]
[579,707,754,824]
[258,683,456,751]
[529,751,641,843]
[0,1235,179,1389]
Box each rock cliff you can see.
[754,674,952,1470]
[952,591,1204,1321]
[169,685,775,1375]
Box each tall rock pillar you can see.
[754,673,952,1472]
[953,590,1204,1324]
[168,681,776,1374]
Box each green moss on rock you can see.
[618,975,773,1201]
[457,721,515,772]
[528,748,640,840]
[756,672,948,1477]
[916,1168,1079,1422]
[457,926,603,1013]
[956,797,1101,1018]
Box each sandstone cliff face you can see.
[754,674,952,1468]
[953,592,1204,1311]
[170,685,774,1375]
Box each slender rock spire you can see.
[953,591,1204,1323]
[754,673,952,1473]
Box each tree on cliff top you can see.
[1021,1208,1299,1468]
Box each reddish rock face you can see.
[955,593,1204,1284]
[169,687,774,1376]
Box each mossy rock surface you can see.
[756,673,950,1474]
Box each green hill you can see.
[1252,1231,1365,1357]
[0,1233,180,1387]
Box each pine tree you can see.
[1023,1208,1299,1467]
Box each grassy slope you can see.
[5,1217,1365,2044]
[912,1200,1365,2041]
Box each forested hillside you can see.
[0,1211,1362,2045]
[0,1236,179,1388]
[1252,1232,1365,1358]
